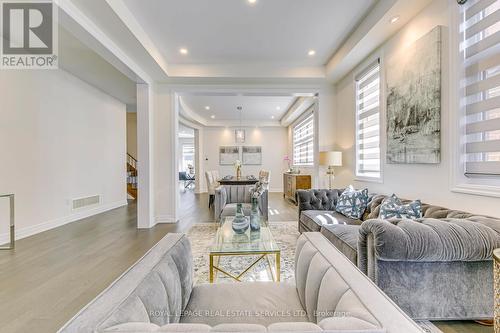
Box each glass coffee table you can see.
[209,216,280,283]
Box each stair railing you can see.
[126,153,137,171]
[126,154,138,193]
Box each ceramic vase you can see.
[250,198,261,231]
[232,203,249,234]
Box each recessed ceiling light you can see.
[247,0,257,4]
[179,48,188,55]
[308,50,316,56]
[271,116,275,119]
[210,115,215,119]
[205,106,210,110]
[276,106,281,110]
[390,16,400,24]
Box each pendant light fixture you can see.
[235,106,245,143]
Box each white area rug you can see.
[187,221,299,284]
[186,222,443,332]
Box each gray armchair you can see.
[214,185,268,221]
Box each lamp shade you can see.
[319,151,342,167]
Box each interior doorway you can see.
[178,123,196,193]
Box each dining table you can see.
[217,176,258,186]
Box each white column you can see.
[153,86,178,223]
[136,83,155,228]
[194,128,205,194]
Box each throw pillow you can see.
[335,186,369,219]
[379,194,422,220]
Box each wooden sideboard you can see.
[283,173,311,205]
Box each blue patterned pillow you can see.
[379,194,422,220]
[335,186,369,219]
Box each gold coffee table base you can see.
[209,251,280,283]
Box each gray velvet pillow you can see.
[378,194,422,220]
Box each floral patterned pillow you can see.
[379,194,422,220]
[335,186,369,219]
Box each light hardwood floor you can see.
[0,190,492,333]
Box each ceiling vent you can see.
[72,195,100,210]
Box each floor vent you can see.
[72,195,100,210]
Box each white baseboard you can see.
[155,215,178,224]
[0,200,128,245]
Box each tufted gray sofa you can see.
[296,188,500,320]
[214,184,268,221]
[58,232,423,333]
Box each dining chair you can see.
[205,170,220,208]
[258,170,270,189]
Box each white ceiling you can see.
[121,0,376,68]
[181,95,295,122]
[61,0,434,81]
[59,26,137,106]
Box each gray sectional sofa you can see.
[297,188,500,320]
[58,232,423,333]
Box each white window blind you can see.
[462,0,500,175]
[293,112,314,166]
[355,60,381,179]
[182,144,194,171]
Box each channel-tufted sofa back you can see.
[59,234,193,332]
[299,188,497,225]
[294,233,422,333]
[224,184,254,204]
[297,189,343,215]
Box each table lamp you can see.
[319,151,342,189]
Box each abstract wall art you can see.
[386,26,442,164]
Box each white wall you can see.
[126,112,137,159]
[202,126,288,192]
[333,0,500,216]
[0,69,127,242]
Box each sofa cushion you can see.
[300,211,362,232]
[103,322,161,332]
[181,282,307,327]
[159,324,212,332]
[336,187,369,219]
[318,317,383,332]
[320,224,360,264]
[211,324,266,332]
[267,322,322,332]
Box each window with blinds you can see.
[355,60,381,179]
[182,144,194,172]
[461,0,500,176]
[293,112,314,166]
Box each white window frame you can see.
[450,0,500,198]
[354,58,383,183]
[292,110,315,167]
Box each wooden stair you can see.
[127,154,138,200]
